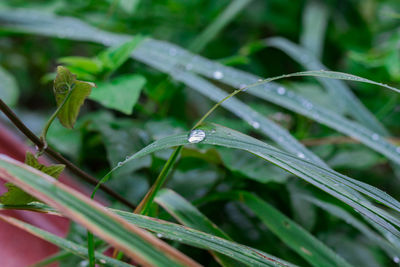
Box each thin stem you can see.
[135,146,183,215]
[87,231,95,267]
[40,88,73,145]
[0,99,136,210]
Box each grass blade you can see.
[0,214,133,267]
[0,202,297,267]
[109,123,400,238]
[302,195,400,260]
[203,191,352,267]
[300,0,329,59]
[189,0,253,53]
[0,155,200,267]
[266,37,389,134]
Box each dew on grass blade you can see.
[188,129,206,143]
[277,87,286,95]
[213,71,224,80]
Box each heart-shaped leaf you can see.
[53,66,95,128]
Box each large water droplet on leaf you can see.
[188,129,206,143]
[213,71,224,80]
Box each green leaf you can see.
[0,214,133,267]
[204,191,353,267]
[0,65,19,106]
[0,152,65,205]
[98,36,145,73]
[54,66,95,129]
[0,155,199,267]
[58,56,103,75]
[89,74,146,115]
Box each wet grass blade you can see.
[0,214,133,267]
[108,123,400,238]
[302,195,400,260]
[0,202,297,267]
[203,191,352,267]
[0,155,200,267]
[155,189,289,267]
[266,37,389,134]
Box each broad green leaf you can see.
[108,123,400,239]
[53,66,95,128]
[89,74,146,115]
[0,214,133,267]
[0,65,19,106]
[98,36,144,72]
[0,202,297,267]
[0,152,65,205]
[204,191,352,267]
[0,155,200,267]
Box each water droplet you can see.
[239,84,247,89]
[99,259,106,264]
[251,121,260,129]
[125,156,130,160]
[304,102,313,110]
[188,129,206,143]
[213,71,224,80]
[185,64,193,70]
[393,256,400,263]
[277,87,286,95]
[156,233,163,238]
[257,79,263,82]
[297,153,305,159]
[117,162,123,167]
[371,133,380,140]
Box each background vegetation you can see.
[1,0,400,266]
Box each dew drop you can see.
[277,87,286,95]
[257,79,263,82]
[393,256,400,263]
[188,129,206,143]
[213,71,224,80]
[371,133,380,141]
[251,121,260,129]
[117,162,123,167]
[156,233,163,238]
[297,152,305,159]
[99,259,106,264]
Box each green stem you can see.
[87,231,96,267]
[135,146,183,215]
[39,88,73,151]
